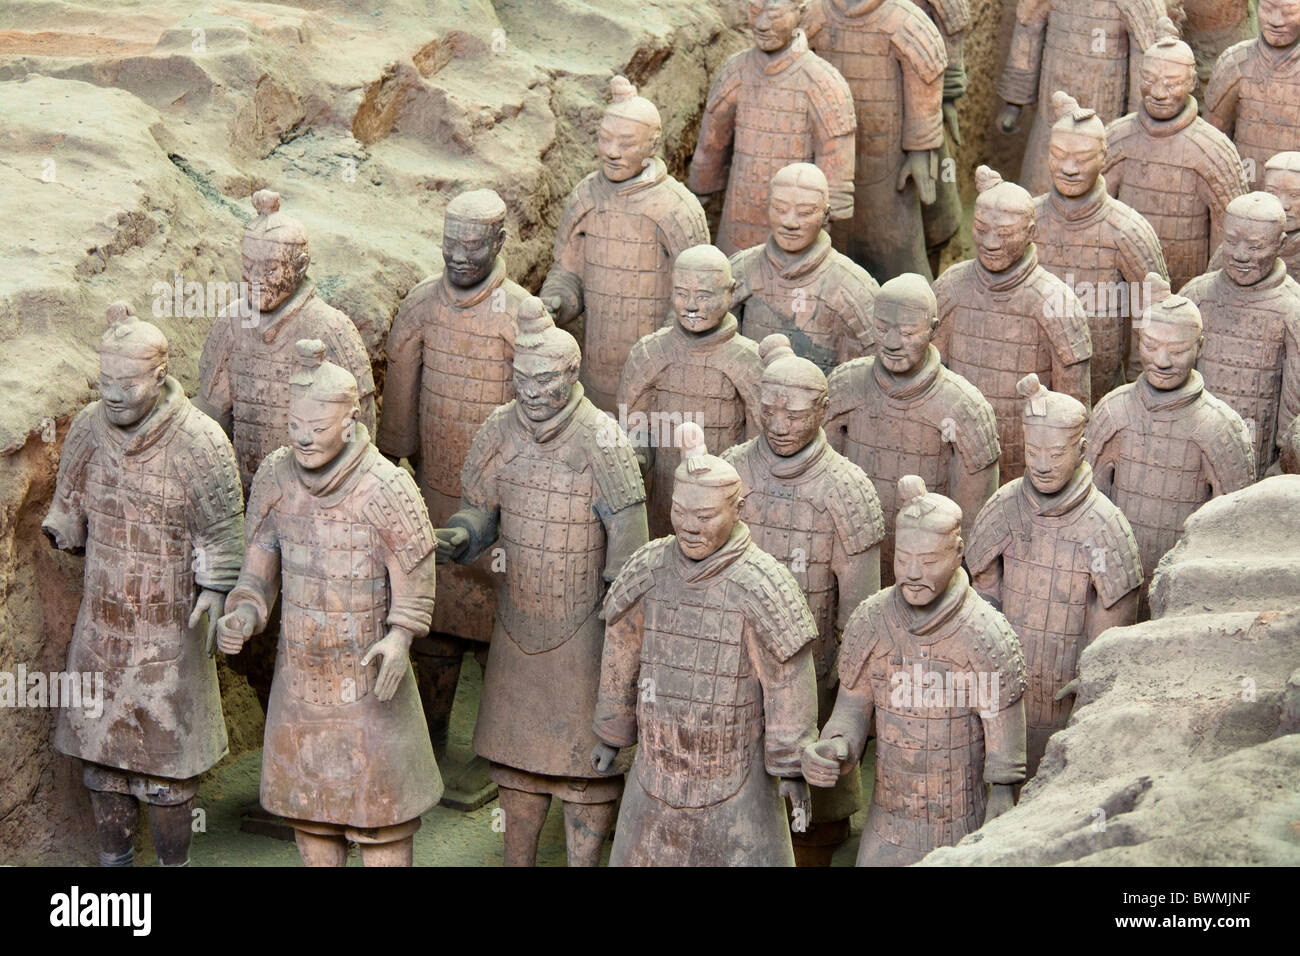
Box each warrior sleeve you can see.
[919,0,972,100]
[41,405,96,553]
[972,606,1028,784]
[824,358,867,454]
[375,280,432,460]
[1084,392,1125,497]
[806,60,858,220]
[980,697,1028,785]
[182,417,246,593]
[832,536,880,632]
[365,465,439,636]
[195,314,234,434]
[749,630,819,778]
[593,606,645,749]
[225,448,288,633]
[819,598,883,764]
[1205,41,1249,138]
[931,267,960,360]
[590,412,651,581]
[447,410,505,563]
[1192,135,1249,257]
[540,181,593,326]
[689,54,744,196]
[825,460,886,628]
[1202,402,1257,495]
[1044,285,1093,410]
[965,490,1012,605]
[998,0,1052,106]
[1280,316,1300,452]
[893,9,947,153]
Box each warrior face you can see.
[1023,423,1085,496]
[1139,319,1203,391]
[442,215,504,288]
[749,0,802,53]
[1222,212,1284,286]
[597,114,658,185]
[761,382,826,457]
[1264,167,1300,233]
[242,241,305,314]
[894,526,963,608]
[672,263,734,334]
[1260,0,1300,48]
[287,396,357,470]
[972,205,1034,274]
[875,301,934,375]
[671,481,742,561]
[99,352,165,429]
[768,179,826,253]
[1048,129,1105,199]
[1140,57,1195,121]
[513,350,579,422]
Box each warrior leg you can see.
[147,797,195,867]
[496,786,551,867]
[352,818,421,867]
[293,828,348,867]
[88,790,138,867]
[411,633,465,755]
[562,800,617,868]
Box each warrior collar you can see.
[254,281,315,344]
[674,519,753,584]
[671,311,740,349]
[1138,368,1205,412]
[765,230,833,282]
[515,381,586,444]
[604,156,669,197]
[1139,97,1198,138]
[874,344,942,402]
[1020,460,1094,518]
[759,426,830,480]
[974,244,1039,293]
[1257,34,1300,72]
[441,255,507,309]
[759,35,809,76]
[896,567,970,641]
[1049,176,1110,226]
[99,375,188,456]
[293,421,373,498]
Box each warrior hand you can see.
[1054,678,1080,702]
[362,626,415,703]
[780,778,811,831]
[41,520,83,555]
[942,100,962,147]
[590,742,619,774]
[433,527,470,563]
[898,150,937,205]
[190,588,226,657]
[984,783,1015,823]
[216,604,257,656]
[997,103,1022,134]
[801,737,849,789]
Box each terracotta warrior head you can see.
[242,190,310,314]
[442,189,507,288]
[1048,91,1107,199]
[893,475,964,608]
[768,162,829,254]
[1139,18,1196,122]
[875,273,938,376]
[288,338,360,471]
[513,297,581,421]
[1222,192,1287,286]
[972,165,1036,273]
[598,75,662,184]
[1017,373,1088,495]
[1137,273,1204,391]
[672,245,736,334]
[671,421,745,560]
[757,334,828,456]
[749,0,807,54]
[98,302,169,429]
[1259,0,1300,50]
[1263,152,1300,234]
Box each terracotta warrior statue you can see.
[827,273,1000,583]
[435,304,648,866]
[541,76,710,411]
[690,0,856,256]
[1207,0,1300,186]
[618,245,763,538]
[934,165,1092,483]
[730,163,878,373]
[593,422,819,866]
[721,334,884,866]
[217,340,440,867]
[1035,91,1169,400]
[802,475,1027,866]
[967,374,1142,778]
[1086,274,1255,604]
[1183,192,1300,477]
[43,305,244,867]
[996,0,1165,197]
[376,188,527,784]
[803,0,948,281]
[1103,19,1248,293]
[197,190,376,493]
